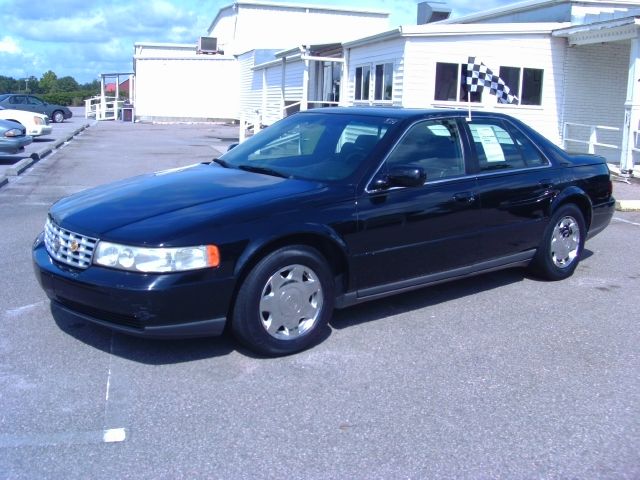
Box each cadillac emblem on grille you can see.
[44,217,99,269]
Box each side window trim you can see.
[461,116,552,175]
[364,116,471,193]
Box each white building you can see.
[132,1,389,123]
[245,0,640,173]
[132,0,640,173]
[133,43,239,122]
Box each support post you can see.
[281,57,286,119]
[620,33,640,176]
[589,126,596,154]
[239,114,246,143]
[301,46,309,111]
[99,75,105,121]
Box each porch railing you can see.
[562,122,620,154]
[85,95,125,121]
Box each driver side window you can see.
[385,119,465,180]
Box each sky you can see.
[0,0,512,84]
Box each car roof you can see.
[298,106,516,121]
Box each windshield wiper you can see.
[237,164,289,178]
[212,158,230,168]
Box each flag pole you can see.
[466,90,472,122]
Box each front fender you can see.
[233,222,350,279]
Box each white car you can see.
[0,105,52,137]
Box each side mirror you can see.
[388,166,426,187]
[370,166,425,191]
[227,143,239,152]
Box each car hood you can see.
[0,109,46,123]
[50,163,324,239]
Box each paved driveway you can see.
[0,120,638,479]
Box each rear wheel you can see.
[52,110,64,123]
[231,246,334,356]
[530,204,586,280]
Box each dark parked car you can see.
[0,119,32,154]
[0,94,72,123]
[33,108,615,356]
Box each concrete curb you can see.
[1,122,91,183]
[6,157,35,176]
[616,199,640,212]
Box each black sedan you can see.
[0,94,72,123]
[33,108,615,356]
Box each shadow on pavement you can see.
[51,251,595,362]
[0,153,27,164]
[52,306,237,364]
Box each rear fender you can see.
[550,186,593,228]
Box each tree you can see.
[39,70,58,93]
[0,76,20,94]
[26,76,41,94]
[57,76,79,92]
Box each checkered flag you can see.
[466,57,518,105]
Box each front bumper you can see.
[0,135,32,154]
[29,125,53,137]
[33,233,234,338]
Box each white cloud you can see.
[0,36,21,54]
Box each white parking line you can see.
[3,301,47,318]
[0,428,126,448]
[612,216,640,227]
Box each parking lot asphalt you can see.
[0,119,638,479]
[0,107,92,181]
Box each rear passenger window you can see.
[385,119,465,181]
[469,120,548,171]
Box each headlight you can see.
[33,116,44,125]
[94,241,220,273]
[4,128,22,137]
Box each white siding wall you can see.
[208,9,236,52]
[135,58,239,120]
[346,38,406,107]
[562,41,629,161]
[284,60,305,101]
[226,5,388,54]
[238,51,262,122]
[262,65,283,125]
[400,34,566,144]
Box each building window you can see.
[374,63,393,101]
[355,66,370,101]
[434,62,481,103]
[498,66,544,106]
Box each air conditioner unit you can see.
[198,37,218,54]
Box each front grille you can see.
[44,217,98,269]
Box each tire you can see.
[52,110,64,123]
[231,245,334,356]
[530,204,586,281]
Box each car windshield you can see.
[0,94,8,101]
[220,112,400,181]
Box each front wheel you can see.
[530,204,586,281]
[231,246,334,356]
[52,110,65,123]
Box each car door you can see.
[464,118,557,260]
[350,118,483,294]
[26,96,48,116]
[8,95,29,112]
